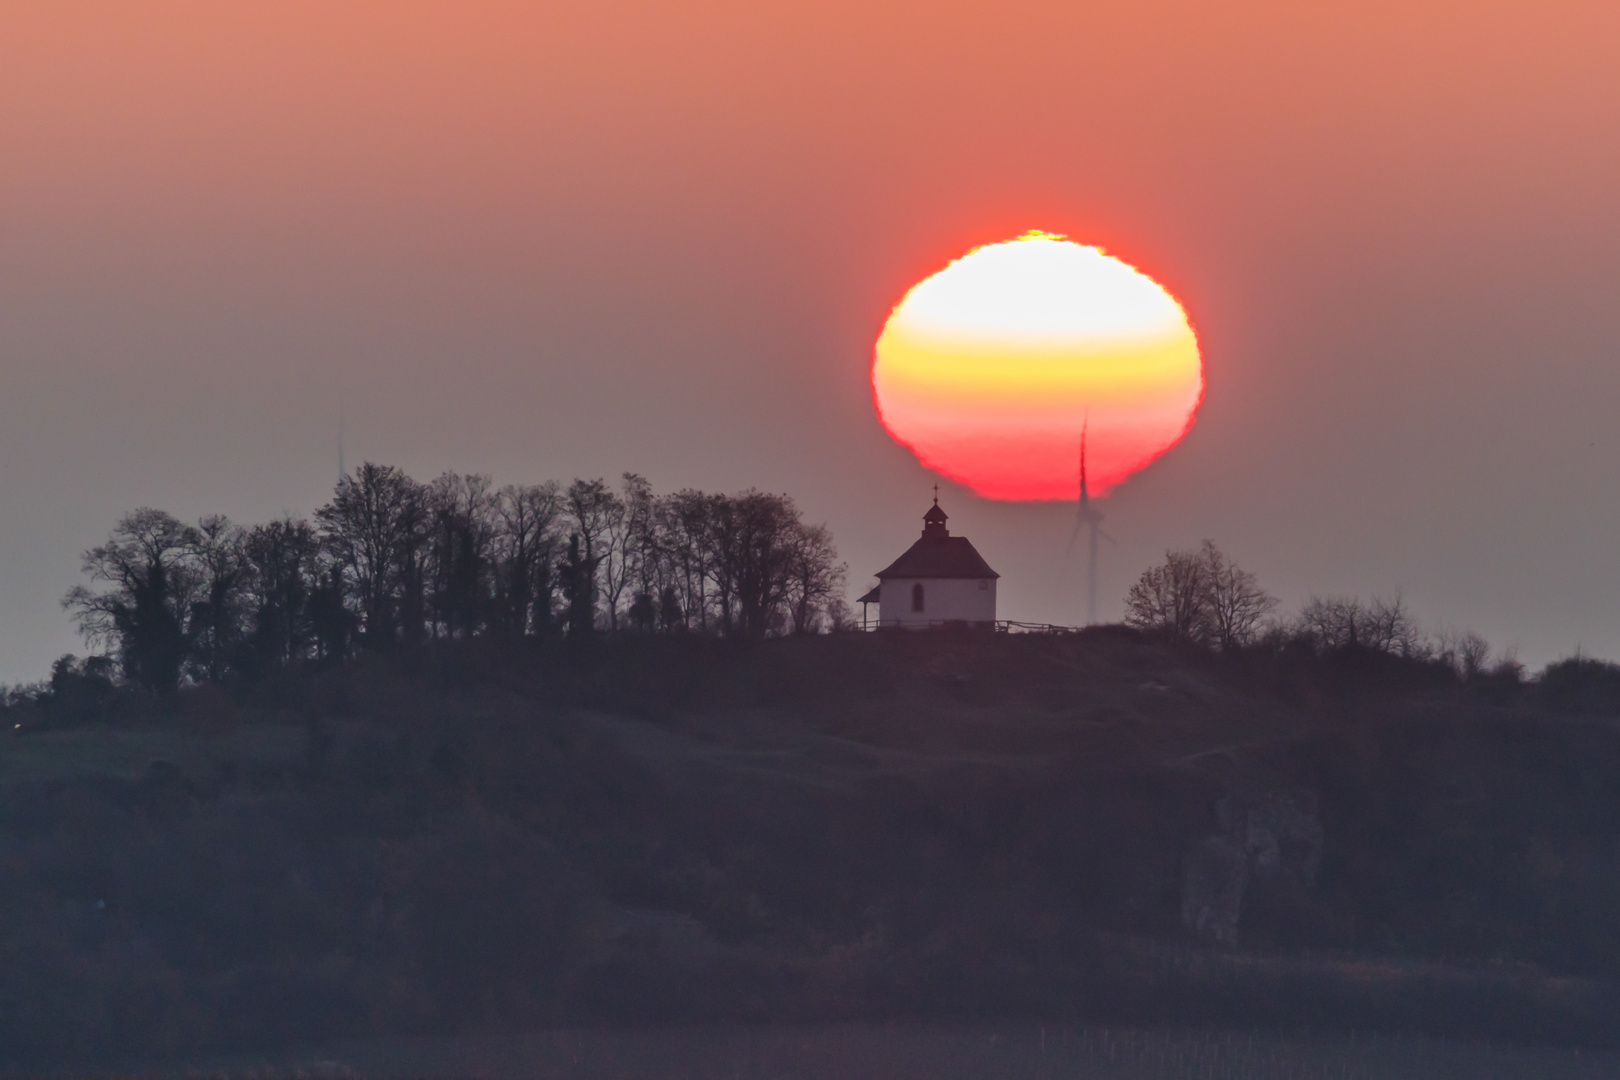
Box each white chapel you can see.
[859,498,999,629]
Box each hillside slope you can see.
[2,629,1617,1066]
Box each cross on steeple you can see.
[922,491,949,538]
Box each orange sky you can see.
[2,1,1620,675]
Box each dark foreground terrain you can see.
[4,629,1620,1069]
[188,1024,1620,1080]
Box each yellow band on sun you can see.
[872,234,1203,501]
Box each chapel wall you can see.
[878,578,996,627]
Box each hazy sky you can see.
[2,1,1618,682]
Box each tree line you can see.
[1123,540,1515,680]
[64,465,848,692]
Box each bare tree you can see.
[490,482,562,637]
[784,521,846,634]
[1437,628,1492,680]
[315,463,425,648]
[186,515,249,683]
[424,472,497,639]
[307,568,355,662]
[1295,595,1360,649]
[1124,548,1211,642]
[1294,593,1427,657]
[1200,540,1277,650]
[598,474,651,632]
[70,469,853,683]
[717,491,799,638]
[563,479,618,631]
[660,490,716,633]
[64,508,202,692]
[557,533,600,641]
[1124,541,1274,649]
[1368,595,1429,659]
[242,517,321,668]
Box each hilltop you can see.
[2,628,1619,1067]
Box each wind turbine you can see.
[1065,418,1113,624]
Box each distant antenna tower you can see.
[1065,417,1113,624]
[337,401,346,484]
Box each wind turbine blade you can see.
[1065,417,1088,560]
[1099,528,1117,545]
[1064,515,1085,558]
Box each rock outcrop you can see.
[1182,789,1324,946]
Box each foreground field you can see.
[3,630,1619,1067]
[201,1025,1620,1080]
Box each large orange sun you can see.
[872,232,1203,501]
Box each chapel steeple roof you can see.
[874,499,999,581]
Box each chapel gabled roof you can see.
[875,536,1000,580]
[874,501,1000,580]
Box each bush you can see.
[1535,656,1620,715]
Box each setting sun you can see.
[873,233,1203,501]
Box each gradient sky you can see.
[2,1,1619,681]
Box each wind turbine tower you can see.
[1068,420,1111,624]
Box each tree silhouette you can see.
[1200,540,1277,650]
[1124,547,1211,643]
[425,471,497,639]
[784,521,846,634]
[557,533,601,640]
[306,569,355,663]
[1124,541,1275,649]
[315,463,424,648]
[563,479,617,631]
[1295,593,1425,657]
[490,482,562,638]
[187,515,249,683]
[242,518,321,670]
[67,467,852,685]
[64,509,201,692]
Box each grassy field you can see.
[193,1025,1620,1080]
